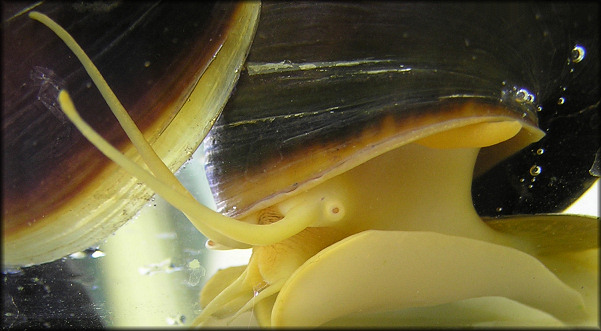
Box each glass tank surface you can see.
[2,1,599,328]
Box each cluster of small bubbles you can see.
[515,88,535,103]
[501,84,536,105]
[529,165,542,176]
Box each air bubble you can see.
[515,88,535,103]
[253,281,268,296]
[495,207,503,212]
[536,148,545,155]
[144,60,151,68]
[91,250,105,258]
[529,165,542,176]
[68,251,87,259]
[571,45,586,63]
[557,97,565,105]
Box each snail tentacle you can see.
[28,11,189,195]
[32,11,338,247]
[194,268,252,324]
[29,11,244,247]
[55,90,328,246]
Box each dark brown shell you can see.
[2,1,260,266]
[204,2,567,218]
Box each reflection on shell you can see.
[204,2,560,218]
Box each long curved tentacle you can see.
[30,11,335,246]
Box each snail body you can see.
[3,2,598,327]
[196,4,598,325]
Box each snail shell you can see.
[2,1,260,266]
[204,2,561,218]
